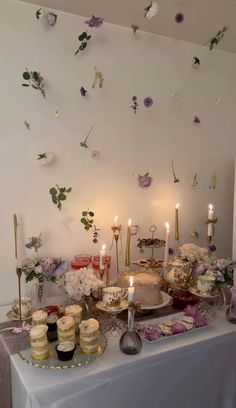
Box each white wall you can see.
[1,0,236,305]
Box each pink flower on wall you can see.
[137,172,153,188]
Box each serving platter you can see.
[96,300,128,313]
[18,331,107,369]
[140,291,171,310]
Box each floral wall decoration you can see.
[192,174,199,189]
[214,97,221,107]
[91,150,101,159]
[22,69,45,98]
[80,86,87,97]
[24,121,30,130]
[85,15,104,28]
[81,209,95,231]
[131,24,139,35]
[193,115,201,124]
[131,96,138,113]
[92,67,104,88]
[175,13,184,24]
[53,107,61,119]
[37,153,54,166]
[190,231,199,239]
[92,225,100,243]
[143,97,153,108]
[205,27,229,50]
[80,126,94,149]
[209,172,217,189]
[74,31,92,55]
[171,160,180,183]
[172,92,181,101]
[192,56,200,68]
[144,2,159,20]
[25,233,42,252]
[36,8,57,26]
[137,172,153,188]
[49,185,72,210]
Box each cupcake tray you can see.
[18,331,107,369]
[136,312,210,343]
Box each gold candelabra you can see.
[13,214,22,322]
[125,224,131,269]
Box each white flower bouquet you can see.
[65,268,104,300]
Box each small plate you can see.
[96,300,128,313]
[188,286,219,299]
[7,310,32,321]
[18,331,107,369]
[140,291,171,310]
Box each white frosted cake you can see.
[79,318,99,354]
[57,316,76,344]
[117,271,162,306]
[30,324,49,360]
[32,309,48,325]
[65,304,82,333]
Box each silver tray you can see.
[18,331,107,369]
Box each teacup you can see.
[197,275,215,294]
[102,286,127,307]
[11,297,32,318]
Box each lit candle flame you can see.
[128,218,132,226]
[175,203,179,209]
[101,244,106,250]
[114,215,118,224]
[208,204,214,211]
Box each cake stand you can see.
[96,301,128,344]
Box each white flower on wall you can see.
[37,152,54,166]
[144,2,159,20]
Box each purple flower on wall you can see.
[175,13,184,23]
[143,97,153,107]
[169,248,174,256]
[45,12,57,26]
[138,172,153,188]
[91,150,101,159]
[193,115,201,124]
[85,15,104,28]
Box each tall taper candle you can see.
[100,244,106,270]
[207,204,214,237]
[164,222,170,267]
[128,276,134,302]
[13,214,19,267]
[125,219,132,267]
[175,204,179,241]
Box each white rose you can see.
[145,2,159,20]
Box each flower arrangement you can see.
[178,243,207,264]
[195,252,234,288]
[64,268,104,300]
[21,257,68,283]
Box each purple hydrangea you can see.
[144,326,161,341]
[184,305,207,328]
[208,244,216,253]
[175,13,184,23]
[85,15,104,28]
[143,97,153,107]
[169,248,174,256]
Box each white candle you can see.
[164,222,170,267]
[234,268,236,289]
[208,204,214,237]
[128,218,132,227]
[113,215,119,227]
[128,276,134,302]
[13,214,20,268]
[100,244,106,270]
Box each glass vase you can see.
[226,288,236,324]
[119,302,142,355]
[31,278,47,309]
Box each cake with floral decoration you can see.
[117,270,162,306]
[79,318,99,354]
[57,316,76,344]
[30,324,49,360]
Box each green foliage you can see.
[22,68,46,98]
[49,185,72,210]
[36,8,43,20]
[205,27,229,51]
[74,31,92,55]
[81,208,95,230]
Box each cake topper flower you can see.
[131,24,139,35]
[144,2,159,20]
[37,152,54,166]
[92,67,104,88]
[175,13,184,23]
[137,172,153,188]
[85,15,104,28]
[143,97,153,108]
[205,27,229,50]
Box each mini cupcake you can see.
[55,341,76,361]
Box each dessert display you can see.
[30,324,49,360]
[55,341,76,361]
[32,309,48,325]
[65,304,82,332]
[79,318,99,354]
[57,316,76,344]
[117,271,162,306]
[132,258,163,268]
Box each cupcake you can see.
[79,318,99,354]
[55,341,76,361]
[30,324,49,361]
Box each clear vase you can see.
[226,288,236,324]
[31,279,47,309]
[82,295,93,320]
[119,302,142,355]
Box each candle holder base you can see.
[119,330,142,355]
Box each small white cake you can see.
[79,318,99,354]
[65,305,82,333]
[57,316,76,344]
[32,310,48,325]
[30,324,49,360]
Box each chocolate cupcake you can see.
[55,341,76,361]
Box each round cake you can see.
[117,271,162,306]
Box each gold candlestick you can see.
[111,224,122,274]
[125,220,132,268]
[16,267,22,322]
[175,204,180,241]
[13,214,18,261]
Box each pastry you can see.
[79,318,99,354]
[65,305,82,333]
[55,341,76,361]
[57,316,76,344]
[30,324,49,360]
[32,309,48,325]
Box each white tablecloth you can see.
[10,311,236,408]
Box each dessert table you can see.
[9,310,236,408]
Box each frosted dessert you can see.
[79,318,99,354]
[30,324,49,360]
[65,304,82,332]
[32,309,48,325]
[57,316,76,344]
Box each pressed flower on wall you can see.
[22,69,45,98]
[36,8,57,26]
[192,174,199,189]
[85,15,104,28]
[37,152,54,166]
[81,209,95,231]
[171,159,180,183]
[80,86,87,97]
[144,2,159,19]
[80,126,94,149]
[143,97,153,107]
[75,31,92,55]
[205,27,229,50]
[25,234,42,252]
[193,115,201,124]
[92,225,100,243]
[91,150,101,159]
[214,96,221,106]
[175,13,184,23]
[49,185,72,211]
[137,172,153,188]
[131,24,139,35]
[36,8,43,20]
[92,67,104,88]
[172,92,181,101]
[131,96,138,113]
[190,231,199,239]
[192,56,200,67]
[24,121,30,130]
[53,107,62,118]
[209,172,217,189]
